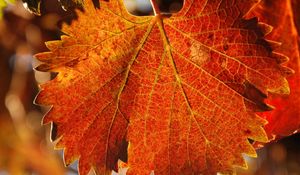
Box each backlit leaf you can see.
[248,0,300,139]
[35,0,291,174]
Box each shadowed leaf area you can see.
[35,0,293,174]
[248,0,300,140]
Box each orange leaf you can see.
[248,0,300,139]
[35,0,292,174]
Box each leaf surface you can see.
[248,0,300,139]
[35,0,291,174]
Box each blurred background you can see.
[0,0,299,175]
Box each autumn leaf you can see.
[35,0,292,174]
[248,0,300,140]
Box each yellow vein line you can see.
[65,69,127,123]
[144,48,167,145]
[156,16,210,171]
[181,82,242,122]
[168,82,178,175]
[175,28,253,37]
[166,23,275,83]
[62,99,113,165]
[46,23,150,70]
[170,47,258,110]
[104,19,156,170]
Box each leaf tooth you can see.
[257,22,273,36]
[272,52,290,64]
[239,140,257,158]
[33,91,43,105]
[42,116,51,124]
[34,52,52,62]
[41,109,56,124]
[52,137,64,149]
[233,154,247,169]
[45,40,62,50]
[241,114,268,144]
[255,103,274,112]
[280,66,295,77]
[255,114,269,126]
[35,63,53,72]
[247,125,268,143]
[63,147,79,166]
[242,82,274,112]
[268,78,290,95]
[265,39,281,50]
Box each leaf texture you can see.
[35,0,291,174]
[248,0,300,139]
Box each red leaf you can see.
[35,0,291,174]
[248,0,300,140]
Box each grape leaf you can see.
[248,0,300,139]
[35,0,292,174]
